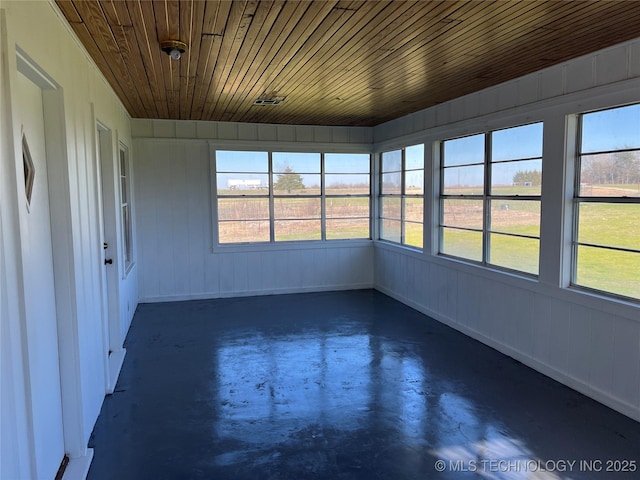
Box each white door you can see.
[16,70,65,478]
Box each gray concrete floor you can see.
[88,290,640,479]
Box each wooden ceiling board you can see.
[55,0,640,127]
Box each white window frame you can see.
[438,122,544,276]
[119,143,133,274]
[378,145,425,250]
[571,103,640,301]
[213,149,372,246]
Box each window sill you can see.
[211,238,373,254]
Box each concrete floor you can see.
[88,290,640,479]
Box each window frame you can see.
[213,149,372,246]
[438,122,544,276]
[118,143,134,274]
[378,145,425,250]
[571,104,640,301]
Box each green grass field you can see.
[442,200,638,299]
[218,188,639,300]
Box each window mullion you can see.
[321,153,326,241]
[483,133,491,265]
[268,152,275,243]
[401,150,407,245]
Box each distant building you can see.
[228,179,262,190]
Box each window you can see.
[215,151,370,244]
[379,144,424,248]
[440,123,543,275]
[119,144,133,271]
[573,103,640,300]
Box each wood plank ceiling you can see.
[55,0,640,127]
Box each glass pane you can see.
[581,103,640,153]
[382,150,402,172]
[274,220,321,241]
[326,218,370,240]
[492,122,543,161]
[120,176,127,203]
[218,198,270,221]
[382,172,402,194]
[273,173,320,195]
[489,233,539,275]
[405,197,423,223]
[405,222,423,249]
[577,203,640,251]
[441,199,483,229]
[274,198,321,219]
[442,165,484,195]
[578,151,640,197]
[406,144,424,170]
[325,174,369,194]
[326,197,369,218]
[405,169,424,195]
[219,221,270,243]
[120,150,126,175]
[380,219,401,243]
[575,245,640,300]
[380,197,401,219]
[273,152,320,173]
[216,151,268,172]
[440,227,483,261]
[217,173,269,194]
[491,159,542,195]
[490,200,540,237]
[325,153,370,173]
[443,133,484,166]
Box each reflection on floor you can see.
[88,290,640,479]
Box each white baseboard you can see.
[139,283,375,303]
[62,448,93,480]
[106,349,126,394]
[375,285,640,423]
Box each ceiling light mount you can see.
[160,40,187,60]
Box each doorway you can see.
[96,122,125,393]
[15,66,66,480]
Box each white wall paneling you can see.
[134,138,374,302]
[1,1,136,478]
[373,38,640,422]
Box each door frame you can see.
[94,116,126,394]
[14,46,94,474]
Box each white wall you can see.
[132,122,374,302]
[1,1,136,478]
[373,38,640,422]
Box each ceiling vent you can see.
[254,96,285,106]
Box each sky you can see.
[214,103,639,191]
